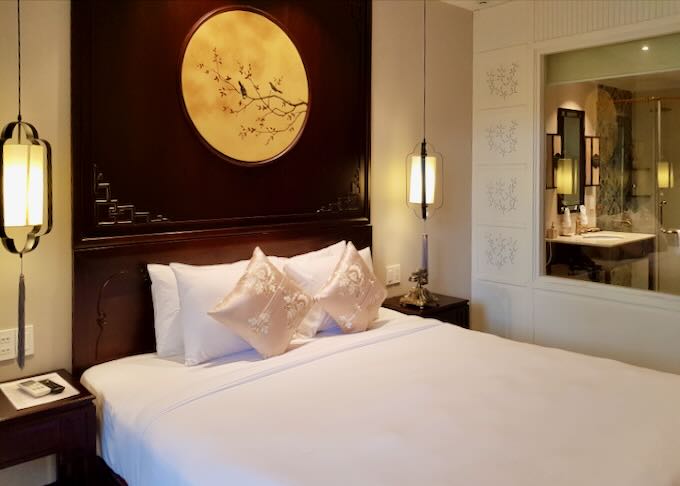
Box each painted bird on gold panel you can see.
[269,82,282,94]
[238,81,248,98]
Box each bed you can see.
[81,302,680,485]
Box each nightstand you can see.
[383,293,470,328]
[0,369,96,483]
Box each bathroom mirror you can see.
[556,108,585,212]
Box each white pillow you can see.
[283,245,373,336]
[287,240,346,265]
[147,264,183,357]
[171,260,251,366]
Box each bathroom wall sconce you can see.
[658,160,674,189]
[584,136,601,186]
[545,133,561,189]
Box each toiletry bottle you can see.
[561,208,573,236]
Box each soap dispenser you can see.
[561,208,574,236]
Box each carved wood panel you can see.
[71,0,371,246]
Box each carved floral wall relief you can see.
[484,232,518,269]
[486,63,519,99]
[485,120,518,157]
[486,177,519,215]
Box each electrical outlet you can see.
[0,329,14,361]
[0,325,34,361]
[385,264,401,286]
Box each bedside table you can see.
[0,369,96,483]
[383,293,470,328]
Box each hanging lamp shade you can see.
[405,141,443,218]
[0,121,53,253]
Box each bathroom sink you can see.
[582,234,624,240]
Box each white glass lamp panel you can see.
[27,145,45,226]
[555,158,575,195]
[408,155,436,204]
[3,144,29,227]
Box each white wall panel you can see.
[473,45,531,110]
[473,106,532,165]
[475,225,530,285]
[475,165,530,227]
[533,289,680,373]
[471,280,533,341]
[472,0,680,373]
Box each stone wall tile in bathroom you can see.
[475,165,530,227]
[473,106,532,165]
[475,225,530,285]
[474,45,532,110]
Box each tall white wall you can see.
[471,0,680,373]
[373,0,472,301]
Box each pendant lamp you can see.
[0,0,53,368]
[400,0,443,309]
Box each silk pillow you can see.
[315,242,387,333]
[209,247,313,358]
[284,246,375,336]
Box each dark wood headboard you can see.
[73,223,371,377]
[71,1,372,376]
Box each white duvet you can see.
[82,309,680,486]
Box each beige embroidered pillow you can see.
[208,247,312,358]
[315,242,387,333]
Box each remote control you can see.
[18,380,51,398]
[40,379,65,394]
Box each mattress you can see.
[82,308,680,486]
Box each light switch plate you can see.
[0,325,34,361]
[385,264,401,286]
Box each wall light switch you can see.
[385,264,401,286]
[0,325,34,362]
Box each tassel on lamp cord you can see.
[18,254,25,369]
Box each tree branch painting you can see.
[180,9,310,164]
[196,48,308,146]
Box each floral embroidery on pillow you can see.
[244,261,278,295]
[283,290,311,329]
[208,247,313,358]
[315,242,387,334]
[248,311,271,335]
[337,263,366,298]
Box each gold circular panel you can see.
[180,8,309,165]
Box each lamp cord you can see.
[422,0,426,140]
[17,0,22,121]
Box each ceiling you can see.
[599,70,680,94]
[442,0,511,11]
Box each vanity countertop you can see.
[546,230,656,248]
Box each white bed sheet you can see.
[82,308,680,486]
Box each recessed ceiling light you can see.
[641,45,650,51]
